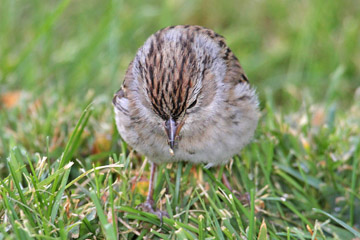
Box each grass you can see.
[0,0,360,239]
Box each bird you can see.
[113,25,260,218]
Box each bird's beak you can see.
[164,117,183,155]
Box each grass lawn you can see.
[1,0,360,239]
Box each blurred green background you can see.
[1,0,359,106]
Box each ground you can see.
[0,0,360,239]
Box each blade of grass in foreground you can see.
[248,188,255,240]
[58,104,93,171]
[173,162,183,208]
[349,148,359,225]
[49,104,93,210]
[198,215,205,240]
[50,162,73,223]
[108,172,118,237]
[90,191,117,240]
[65,164,124,190]
[76,183,117,240]
[313,208,360,238]
[203,168,251,218]
[0,189,24,239]
[7,150,36,228]
[119,206,200,234]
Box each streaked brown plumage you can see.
[113,25,259,217]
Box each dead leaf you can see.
[92,134,111,154]
[65,198,71,218]
[257,219,268,240]
[131,179,149,196]
[1,91,21,109]
[306,225,318,240]
[312,107,325,127]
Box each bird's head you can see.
[130,26,229,154]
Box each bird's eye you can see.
[188,99,197,109]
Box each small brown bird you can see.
[113,25,259,217]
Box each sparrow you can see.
[113,25,259,217]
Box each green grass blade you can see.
[248,188,255,240]
[52,104,93,192]
[173,162,183,208]
[50,162,73,223]
[313,208,360,238]
[90,191,117,240]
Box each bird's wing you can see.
[112,61,134,114]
